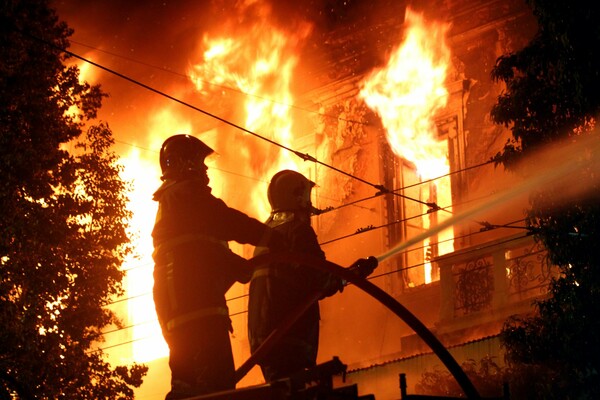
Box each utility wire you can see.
[116,135,493,224]
[403,159,494,191]
[100,219,527,337]
[319,188,530,246]
[97,226,533,347]
[317,159,495,217]
[101,294,252,336]
[124,214,526,308]
[319,208,433,246]
[369,228,531,279]
[22,32,424,207]
[318,196,480,246]
[118,169,522,277]
[68,39,364,125]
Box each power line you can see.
[99,219,527,340]
[317,159,495,216]
[95,226,531,350]
[115,133,493,220]
[114,139,157,154]
[363,232,536,281]
[68,39,365,126]
[319,191,526,246]
[117,161,517,275]
[106,291,151,306]
[319,208,433,246]
[102,319,157,336]
[116,139,495,233]
[22,31,413,204]
[111,209,528,313]
[114,138,270,185]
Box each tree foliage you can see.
[0,0,147,398]
[416,356,556,399]
[416,357,507,398]
[490,0,600,398]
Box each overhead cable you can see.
[22,32,430,207]
[119,184,524,275]
[317,159,495,216]
[369,231,532,279]
[68,39,365,125]
[101,219,526,323]
[319,190,531,246]
[96,228,533,349]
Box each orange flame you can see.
[121,112,193,362]
[359,8,451,180]
[188,5,311,219]
[359,8,454,282]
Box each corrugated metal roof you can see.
[347,334,503,374]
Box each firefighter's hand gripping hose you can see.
[236,254,378,383]
[347,256,378,279]
[237,251,481,399]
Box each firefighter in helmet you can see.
[152,134,284,399]
[248,169,377,382]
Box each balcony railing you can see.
[436,233,557,324]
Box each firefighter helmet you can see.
[159,134,214,180]
[268,170,315,212]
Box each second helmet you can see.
[268,170,315,212]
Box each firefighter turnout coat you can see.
[152,177,273,394]
[248,211,343,381]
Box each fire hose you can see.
[236,252,481,399]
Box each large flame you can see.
[359,8,454,282]
[95,2,455,369]
[188,4,310,219]
[359,8,450,178]
[117,110,192,362]
[120,1,312,367]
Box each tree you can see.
[416,357,508,398]
[0,1,147,398]
[490,0,600,398]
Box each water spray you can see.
[376,133,600,264]
[238,253,482,399]
[237,133,600,398]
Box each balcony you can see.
[435,232,557,336]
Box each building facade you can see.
[287,1,554,397]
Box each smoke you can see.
[377,130,600,263]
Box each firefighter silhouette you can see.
[152,134,284,399]
[248,170,377,382]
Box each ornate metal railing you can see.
[437,234,557,322]
[453,255,494,316]
[505,240,554,301]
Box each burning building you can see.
[60,0,560,398]
[230,0,551,398]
